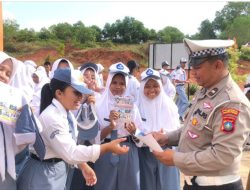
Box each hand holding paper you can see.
[136,133,163,152]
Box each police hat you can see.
[109,62,129,75]
[184,38,234,66]
[141,68,161,81]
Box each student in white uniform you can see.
[159,69,176,99]
[17,68,129,190]
[69,62,101,190]
[30,66,50,117]
[49,58,74,79]
[126,60,140,102]
[80,62,102,97]
[0,52,32,190]
[96,63,105,90]
[137,68,181,190]
[94,62,142,190]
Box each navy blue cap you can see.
[53,68,93,95]
[79,62,98,72]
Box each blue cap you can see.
[79,62,98,72]
[141,68,161,81]
[53,68,93,95]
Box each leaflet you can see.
[0,82,22,126]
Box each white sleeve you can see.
[42,120,100,165]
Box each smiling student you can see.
[0,52,31,190]
[137,68,181,190]
[17,68,129,190]
[94,62,142,190]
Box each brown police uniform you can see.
[167,74,250,189]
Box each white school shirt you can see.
[174,68,186,83]
[37,98,100,165]
[126,75,140,102]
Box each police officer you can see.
[174,58,190,122]
[152,38,250,190]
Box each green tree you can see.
[226,16,250,46]
[197,19,216,39]
[16,28,38,42]
[38,27,53,40]
[213,2,250,33]
[103,17,149,43]
[3,19,19,43]
[49,23,74,42]
[157,26,184,43]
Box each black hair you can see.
[39,79,69,114]
[43,61,51,66]
[127,60,139,75]
[208,53,229,67]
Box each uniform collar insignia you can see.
[207,87,218,97]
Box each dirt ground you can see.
[179,150,250,189]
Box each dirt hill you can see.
[16,45,250,88]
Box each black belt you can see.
[30,153,63,163]
[176,83,185,86]
[102,136,134,144]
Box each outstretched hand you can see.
[100,137,129,156]
[153,149,175,166]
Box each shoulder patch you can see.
[221,116,236,133]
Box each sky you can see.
[2,0,228,35]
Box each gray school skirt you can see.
[0,173,17,190]
[17,156,69,190]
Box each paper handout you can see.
[137,133,163,152]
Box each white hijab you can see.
[49,58,74,79]
[0,52,27,181]
[137,77,180,134]
[95,72,129,129]
[0,52,19,84]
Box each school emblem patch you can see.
[116,63,124,70]
[146,69,153,76]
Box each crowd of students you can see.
[0,52,182,190]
